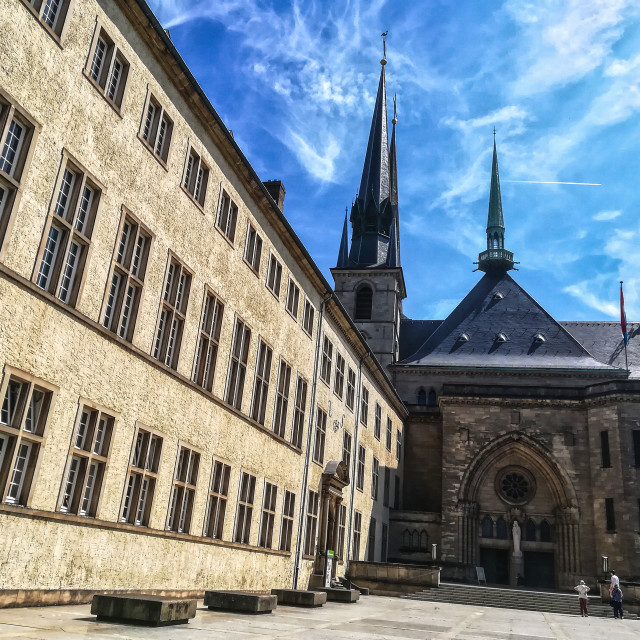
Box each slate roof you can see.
[399,318,442,361]
[398,272,625,372]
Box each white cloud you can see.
[593,210,622,221]
[563,282,618,316]
[285,131,340,182]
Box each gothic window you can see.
[420,530,429,550]
[411,530,419,549]
[402,528,411,549]
[428,389,437,406]
[417,388,426,405]
[525,518,536,542]
[354,285,373,320]
[496,517,508,539]
[481,516,493,538]
[540,519,552,542]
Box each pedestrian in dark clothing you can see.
[611,584,623,619]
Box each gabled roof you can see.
[398,272,624,372]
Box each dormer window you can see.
[496,332,509,343]
[492,292,504,300]
[457,333,470,343]
[534,333,546,344]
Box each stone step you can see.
[90,594,197,626]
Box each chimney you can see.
[262,180,286,211]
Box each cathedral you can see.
[333,53,640,590]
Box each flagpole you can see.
[621,281,629,374]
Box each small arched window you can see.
[481,516,493,538]
[525,518,537,542]
[540,520,552,542]
[420,530,429,550]
[411,530,420,550]
[496,517,508,539]
[354,285,373,320]
[427,389,437,406]
[417,388,427,405]
[402,529,411,549]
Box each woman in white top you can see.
[574,580,590,617]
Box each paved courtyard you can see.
[0,596,636,639]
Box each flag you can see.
[620,282,628,345]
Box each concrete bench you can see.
[316,587,360,603]
[91,594,197,626]
[270,588,327,607]
[204,590,277,614]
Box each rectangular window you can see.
[243,224,262,274]
[102,210,152,341]
[386,417,392,451]
[352,510,362,560]
[139,93,173,163]
[279,490,295,552]
[381,522,388,562]
[273,359,291,438]
[204,459,231,539]
[396,429,402,461]
[85,26,129,109]
[360,385,369,426]
[356,444,365,491]
[346,368,356,411]
[215,190,238,241]
[251,339,273,425]
[600,430,611,468]
[367,517,376,562]
[320,336,333,385]
[182,145,210,207]
[193,289,224,392]
[167,445,200,534]
[120,426,163,526]
[258,481,277,548]
[35,156,101,306]
[371,456,379,500]
[605,497,616,532]
[225,317,251,410]
[384,467,390,507]
[0,372,53,506]
[266,253,283,298]
[290,375,307,449]
[21,0,72,38]
[342,430,352,471]
[302,298,315,336]
[303,489,319,556]
[334,353,345,398]
[60,405,115,517]
[313,406,327,464]
[285,278,300,319]
[374,403,382,440]
[234,471,256,544]
[337,503,347,559]
[634,430,640,467]
[153,255,192,369]
[0,93,36,249]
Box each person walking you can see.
[609,570,620,595]
[574,580,590,616]
[611,583,624,619]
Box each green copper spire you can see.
[476,133,516,272]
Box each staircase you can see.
[402,582,635,618]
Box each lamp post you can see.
[602,555,609,578]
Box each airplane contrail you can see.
[502,180,601,186]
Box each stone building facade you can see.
[0,0,406,605]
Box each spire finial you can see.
[381,31,388,65]
[493,127,496,138]
[392,94,397,125]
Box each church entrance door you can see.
[523,551,554,588]
[479,547,509,585]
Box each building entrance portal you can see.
[524,551,555,588]
[480,547,509,585]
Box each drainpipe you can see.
[344,349,371,577]
[292,292,331,589]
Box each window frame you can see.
[385,417,392,452]
[225,315,252,411]
[312,406,327,465]
[265,251,283,300]
[356,444,365,492]
[352,510,362,560]
[342,430,352,472]
[371,456,379,500]
[119,423,163,527]
[243,222,263,275]
[396,428,403,461]
[0,367,56,507]
[285,277,300,321]
[181,141,210,209]
[19,0,74,42]
[234,471,256,545]
[303,489,319,557]
[250,338,273,426]
[192,286,225,393]
[101,206,153,341]
[302,298,315,337]
[279,489,295,552]
[374,402,381,440]
[272,358,292,438]
[346,367,356,411]
[258,480,278,549]
[360,384,369,427]
[215,188,238,243]
[320,335,333,386]
[33,150,104,307]
[166,443,201,534]
[334,352,345,399]
[290,374,308,449]
[138,89,174,167]
[203,458,231,539]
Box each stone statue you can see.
[512,520,521,553]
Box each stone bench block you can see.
[91,594,196,626]
[316,587,360,603]
[204,590,277,614]
[270,588,327,607]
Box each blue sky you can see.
[147,0,640,322]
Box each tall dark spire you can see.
[336,209,350,268]
[476,133,516,272]
[387,94,401,267]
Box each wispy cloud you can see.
[593,210,622,221]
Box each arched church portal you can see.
[456,432,579,589]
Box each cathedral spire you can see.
[476,133,516,272]
[387,94,401,267]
